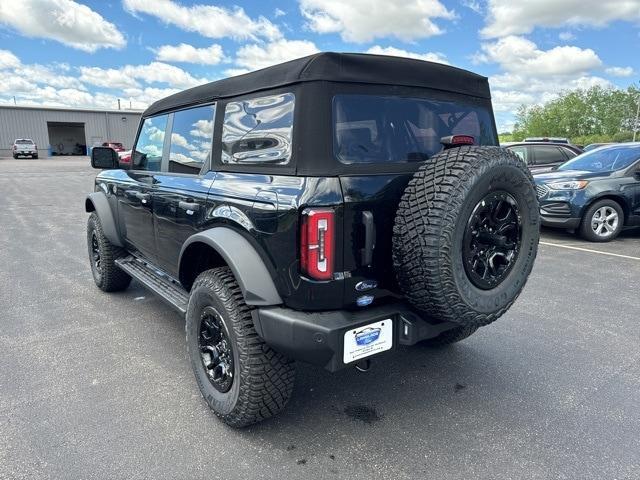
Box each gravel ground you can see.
[1,157,638,480]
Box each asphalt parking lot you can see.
[1,157,638,480]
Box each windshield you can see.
[333,95,495,164]
[558,144,640,172]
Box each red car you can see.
[102,142,125,152]
[117,149,132,166]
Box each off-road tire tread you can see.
[188,267,295,428]
[87,212,131,292]
[393,146,538,329]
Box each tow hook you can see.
[355,359,371,372]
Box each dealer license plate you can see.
[343,319,393,364]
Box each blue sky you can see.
[1,0,639,130]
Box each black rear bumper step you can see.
[115,256,189,314]
[252,304,457,372]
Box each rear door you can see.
[116,114,168,261]
[333,92,498,305]
[151,104,216,277]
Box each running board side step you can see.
[115,256,189,315]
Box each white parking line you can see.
[540,241,640,261]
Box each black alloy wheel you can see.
[90,231,102,278]
[463,191,522,290]
[198,306,234,393]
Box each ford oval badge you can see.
[355,327,381,346]
[355,280,378,292]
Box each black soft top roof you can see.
[144,52,491,117]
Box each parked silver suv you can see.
[13,139,38,159]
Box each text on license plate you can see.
[343,319,393,364]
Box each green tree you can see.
[511,85,640,144]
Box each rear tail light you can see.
[300,208,335,280]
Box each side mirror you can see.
[91,147,119,169]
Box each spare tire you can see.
[392,146,539,328]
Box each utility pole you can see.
[117,98,121,110]
[634,96,640,142]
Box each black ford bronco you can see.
[86,53,539,427]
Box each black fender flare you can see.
[85,192,123,247]
[179,228,282,306]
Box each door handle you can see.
[135,192,150,203]
[179,201,201,212]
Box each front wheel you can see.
[579,199,623,242]
[186,267,295,428]
[86,212,131,291]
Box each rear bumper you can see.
[252,303,457,372]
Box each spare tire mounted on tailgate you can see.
[393,146,540,328]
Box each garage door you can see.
[47,122,87,155]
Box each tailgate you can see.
[339,173,414,306]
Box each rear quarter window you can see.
[333,94,495,165]
[221,93,294,166]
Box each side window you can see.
[133,115,168,171]
[221,93,294,165]
[168,105,215,174]
[509,146,529,163]
[561,147,578,159]
[534,146,564,165]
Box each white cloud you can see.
[123,0,281,41]
[461,0,482,14]
[558,31,576,41]
[190,119,213,139]
[482,0,640,38]
[0,0,125,52]
[79,66,140,90]
[274,8,286,17]
[153,43,225,65]
[0,49,20,69]
[228,39,319,75]
[21,64,86,89]
[491,90,536,112]
[121,86,181,107]
[605,66,634,77]
[80,62,208,90]
[366,46,449,65]
[477,36,612,120]
[475,36,602,77]
[299,0,455,42]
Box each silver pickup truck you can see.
[13,139,38,159]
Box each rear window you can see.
[16,140,34,144]
[333,95,495,164]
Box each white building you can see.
[0,105,143,157]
